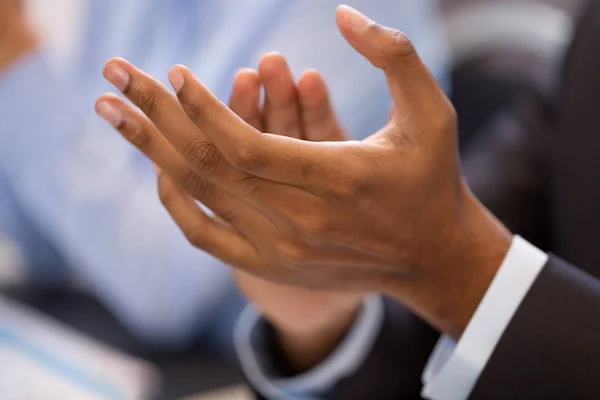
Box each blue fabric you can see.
[235,296,384,400]
[0,0,448,349]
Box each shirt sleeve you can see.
[234,295,384,400]
[421,236,548,400]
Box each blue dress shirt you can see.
[0,0,448,348]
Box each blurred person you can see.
[0,0,448,348]
[100,2,600,398]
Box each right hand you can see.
[97,6,510,339]
[0,0,37,74]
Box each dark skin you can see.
[96,5,511,346]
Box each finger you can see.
[169,65,345,188]
[102,58,214,159]
[102,59,289,203]
[258,53,303,139]
[335,6,451,139]
[96,93,296,215]
[157,171,262,269]
[229,68,263,131]
[102,58,233,177]
[95,93,195,179]
[95,93,233,205]
[297,69,347,142]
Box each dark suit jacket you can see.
[255,1,600,398]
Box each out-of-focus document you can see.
[0,294,160,399]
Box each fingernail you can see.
[96,101,124,128]
[338,5,373,32]
[104,64,130,92]
[152,163,162,175]
[169,68,184,93]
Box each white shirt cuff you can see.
[234,295,384,400]
[421,236,548,400]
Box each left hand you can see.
[96,6,511,338]
[224,54,364,371]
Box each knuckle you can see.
[133,83,165,121]
[128,125,152,150]
[181,94,210,122]
[385,30,417,67]
[231,141,266,171]
[182,140,222,173]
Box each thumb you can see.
[336,5,446,123]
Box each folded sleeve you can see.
[234,295,385,399]
[236,295,441,400]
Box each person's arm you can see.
[235,236,546,400]
[0,4,235,347]
[256,237,600,400]
[95,5,600,398]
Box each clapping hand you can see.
[96,6,511,338]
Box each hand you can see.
[230,55,362,372]
[0,1,37,74]
[96,6,511,338]
[173,53,363,372]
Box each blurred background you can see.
[0,0,586,399]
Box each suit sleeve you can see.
[242,297,439,400]
[466,255,600,398]
[331,299,439,400]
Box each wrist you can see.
[390,184,512,339]
[270,294,363,374]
